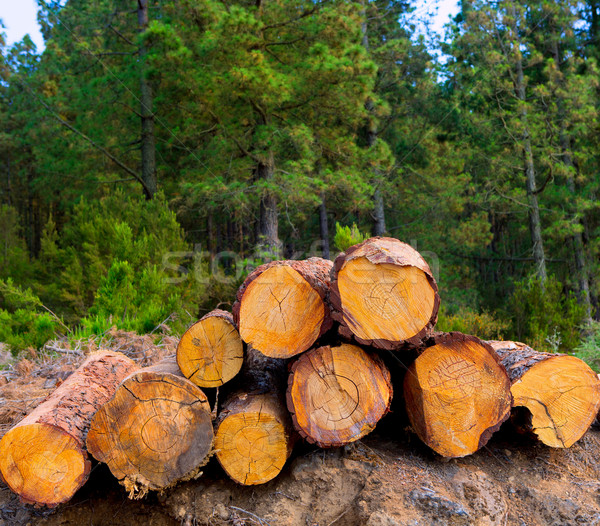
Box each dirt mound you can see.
[2,333,600,526]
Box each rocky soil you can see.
[1,333,600,526]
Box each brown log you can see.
[176,309,244,388]
[488,340,600,448]
[233,257,333,358]
[0,351,137,507]
[287,344,392,447]
[86,357,213,498]
[404,333,512,458]
[329,237,440,350]
[214,348,294,485]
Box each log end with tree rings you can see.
[87,360,214,498]
[287,344,392,447]
[489,340,600,448]
[330,237,440,350]
[176,309,244,388]
[0,351,137,507]
[234,258,333,359]
[404,333,512,458]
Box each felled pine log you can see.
[176,309,244,388]
[404,333,512,458]
[86,358,213,498]
[488,340,600,448]
[287,344,392,447]
[329,237,440,350]
[0,351,137,507]
[233,257,333,358]
[214,348,294,485]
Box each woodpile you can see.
[2,235,600,506]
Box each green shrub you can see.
[574,322,600,372]
[508,276,586,352]
[436,306,510,341]
[333,222,370,252]
[0,280,61,354]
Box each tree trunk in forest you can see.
[214,347,294,485]
[550,35,593,323]
[257,152,280,258]
[361,2,387,237]
[287,343,392,447]
[488,340,600,448]
[510,2,547,284]
[0,352,137,507]
[329,237,439,349]
[137,0,157,199]
[404,333,512,458]
[233,258,333,358]
[319,192,330,260]
[176,309,244,388]
[87,358,213,498]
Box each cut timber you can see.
[215,392,293,485]
[329,237,440,350]
[0,351,136,507]
[404,333,512,458]
[488,340,600,448]
[215,348,293,485]
[86,358,213,497]
[287,344,392,447]
[233,257,333,358]
[176,309,244,388]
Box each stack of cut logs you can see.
[2,237,600,507]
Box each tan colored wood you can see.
[404,333,512,458]
[329,237,440,350]
[233,258,333,358]
[489,340,600,448]
[287,344,392,447]
[215,392,293,485]
[0,351,137,506]
[86,358,213,498]
[177,309,244,388]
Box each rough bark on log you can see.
[488,340,600,448]
[233,257,333,358]
[176,309,244,388]
[0,351,137,507]
[404,333,512,458]
[287,344,392,447]
[329,237,440,350]
[86,358,213,498]
[214,348,293,485]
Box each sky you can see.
[0,0,459,52]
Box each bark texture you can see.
[0,351,137,506]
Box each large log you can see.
[233,257,333,358]
[287,344,392,447]
[214,348,294,485]
[176,309,244,388]
[404,333,512,458]
[0,351,137,507]
[86,358,213,498]
[488,340,600,448]
[329,237,440,350]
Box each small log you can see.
[287,344,392,447]
[214,348,294,485]
[404,333,512,458]
[176,309,244,388]
[86,358,213,498]
[0,351,137,507]
[488,340,600,448]
[233,257,333,359]
[329,237,440,350]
